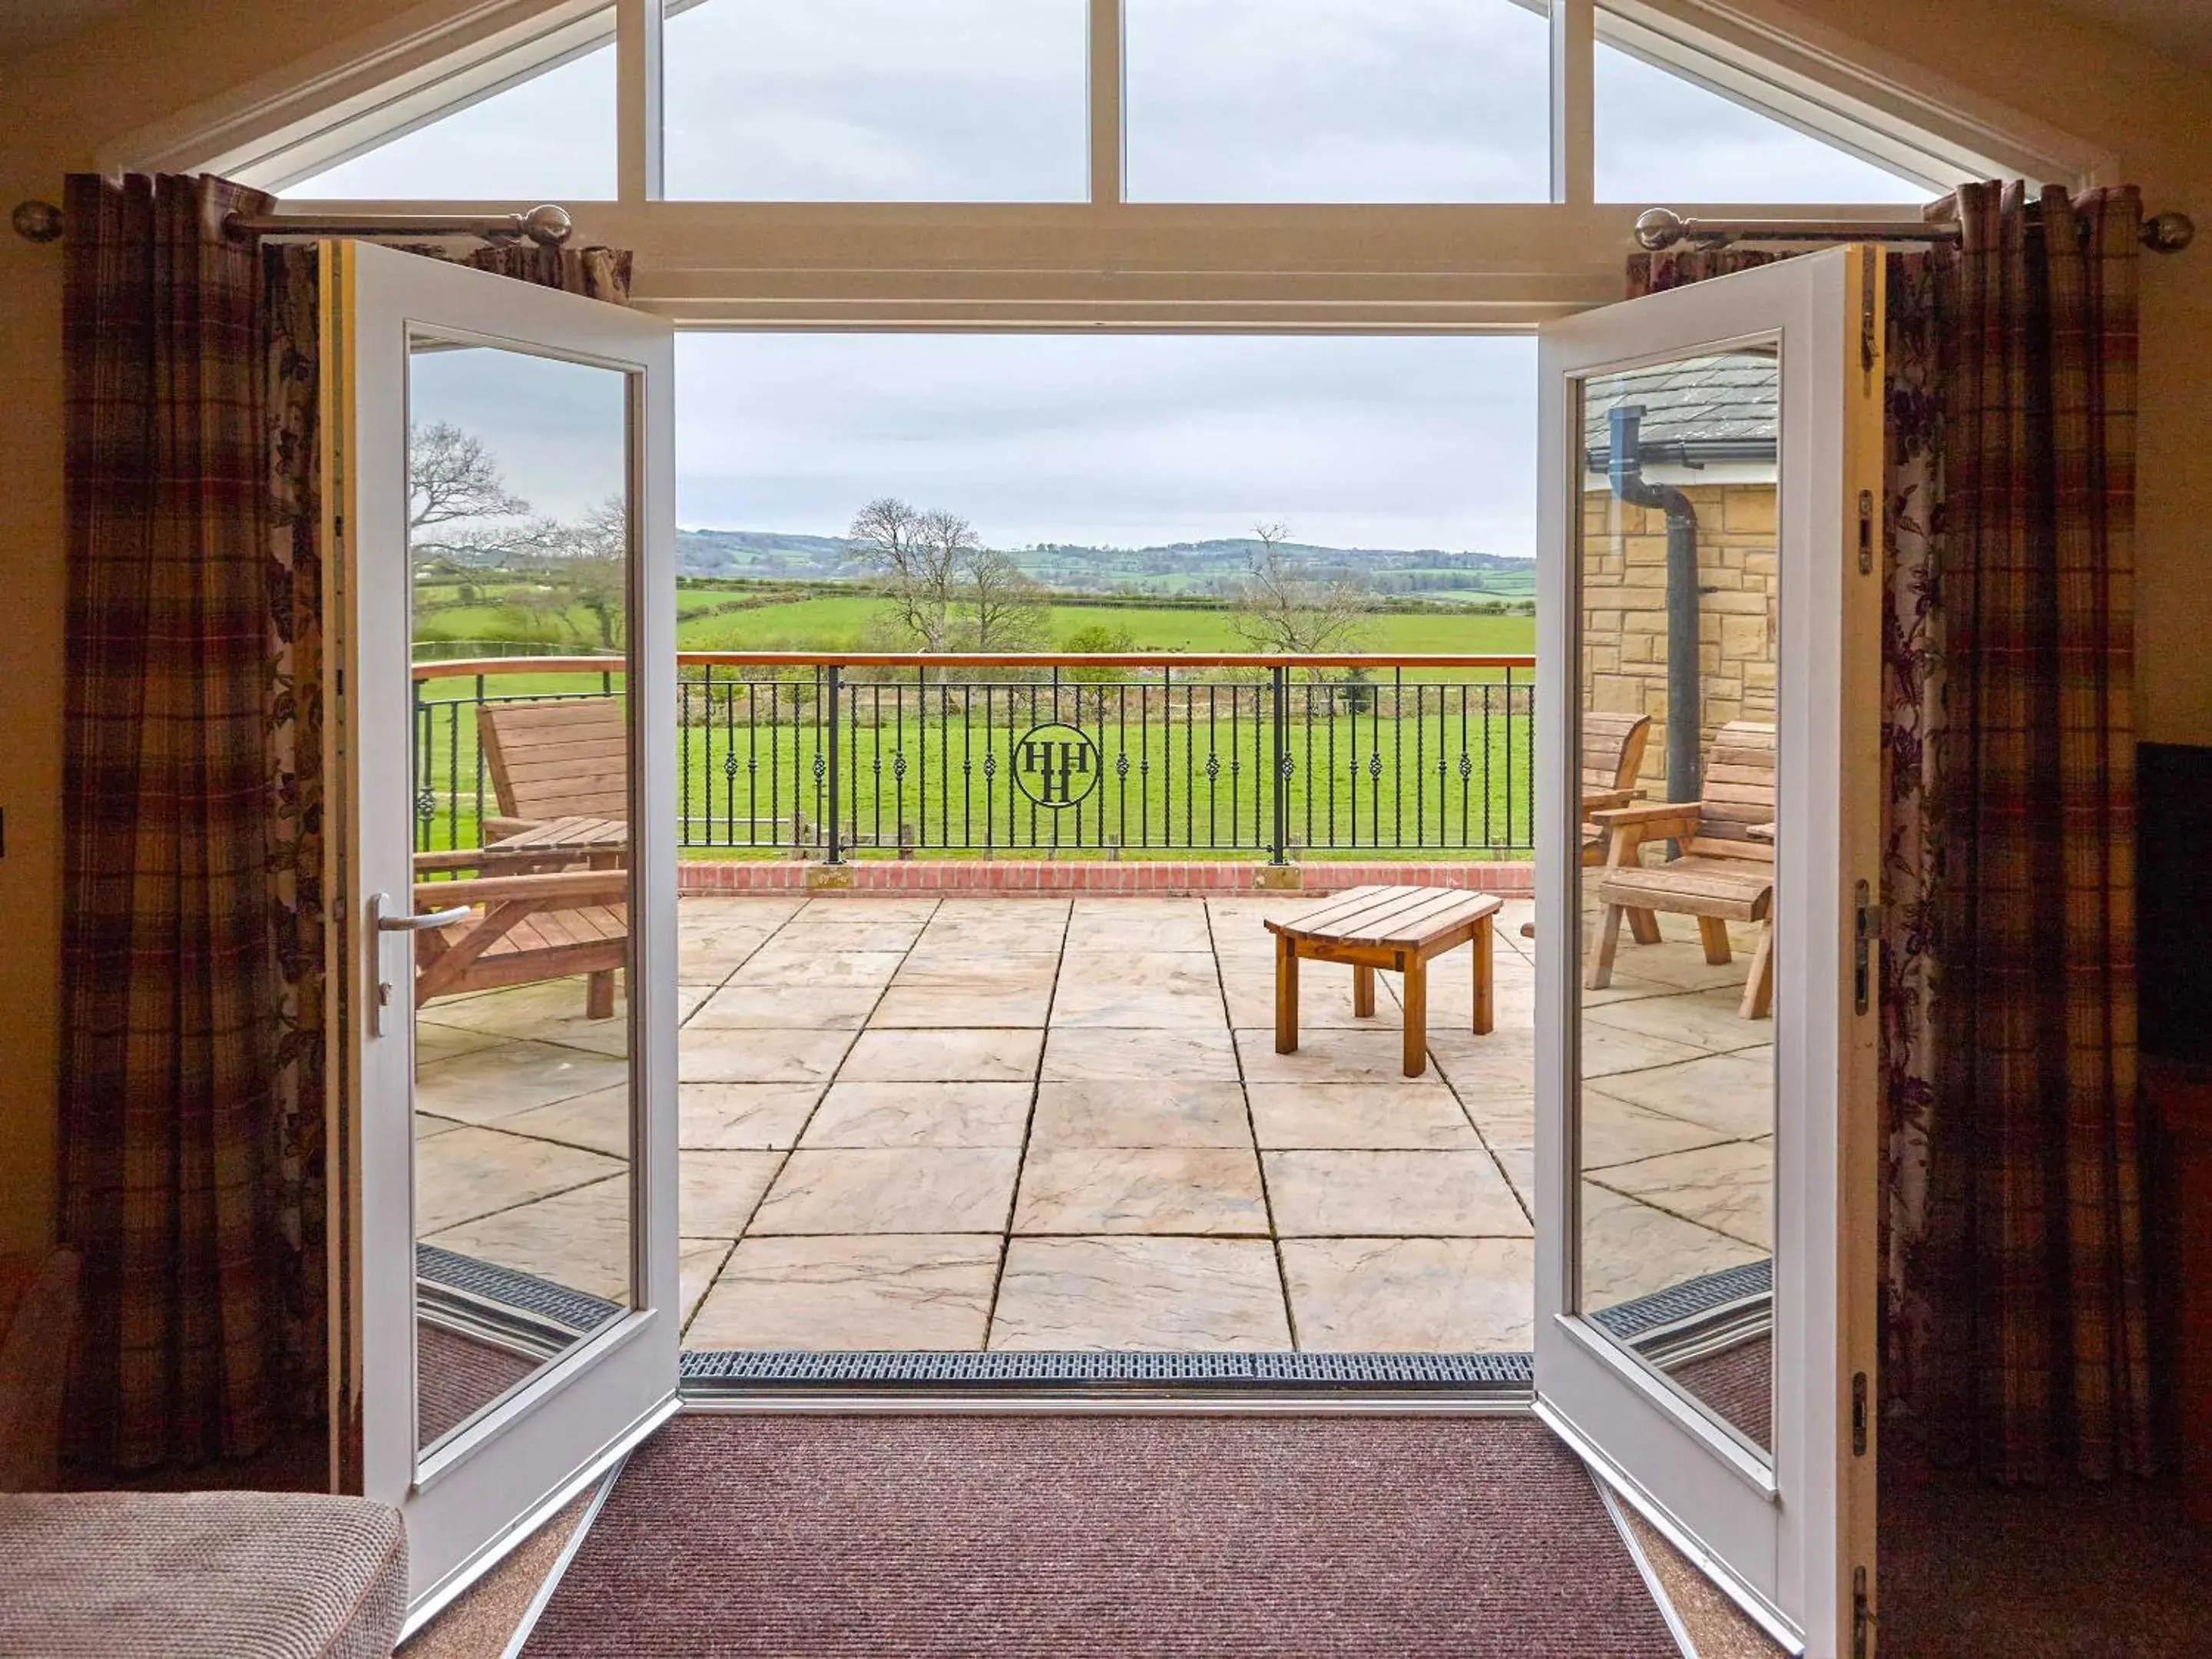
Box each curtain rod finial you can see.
[11,200,61,243]
[521,204,573,247]
[1634,207,1684,251]
[2144,210,2194,253]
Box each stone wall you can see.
[1579,482,1779,790]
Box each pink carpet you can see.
[523,1414,1674,1657]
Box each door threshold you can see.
[680,1347,1535,1412]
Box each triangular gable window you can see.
[281,12,615,199]
[1595,9,1937,204]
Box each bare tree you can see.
[545,494,630,651]
[960,543,1051,652]
[849,498,1048,654]
[409,422,532,562]
[1230,522,1371,655]
[849,496,959,651]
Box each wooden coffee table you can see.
[1265,885,1504,1078]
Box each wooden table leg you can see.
[1472,919,1493,1035]
[1697,915,1735,966]
[1274,934,1300,1055]
[1352,964,1376,1018]
[1401,952,1428,1078]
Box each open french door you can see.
[1533,247,1883,1656]
[326,240,680,1628]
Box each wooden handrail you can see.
[413,651,1537,680]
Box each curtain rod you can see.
[9,200,572,247]
[1634,205,2195,254]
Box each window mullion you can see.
[1553,0,1594,207]
[618,0,663,203]
[1089,0,1124,207]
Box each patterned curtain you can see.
[265,234,632,1478]
[463,241,633,300]
[265,245,328,1435]
[1628,188,2151,1485]
[1624,246,1779,297]
[1922,180,2151,1482]
[1880,249,1950,1426]
[59,180,635,1475]
[59,171,282,1470]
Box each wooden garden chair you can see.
[1579,711,1653,866]
[410,855,628,1019]
[1583,720,1777,1021]
[478,697,628,842]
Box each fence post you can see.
[825,661,844,866]
[1268,664,1290,867]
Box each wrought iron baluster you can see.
[1117,683,1129,853]
[1267,666,1287,866]
[445,698,461,849]
[816,668,833,863]
[1457,683,1471,850]
[472,673,487,848]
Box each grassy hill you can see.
[677,528,1535,603]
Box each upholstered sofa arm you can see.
[0,1491,407,1657]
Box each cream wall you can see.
[1,0,2208,1253]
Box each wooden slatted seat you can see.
[1266,885,1504,1078]
[479,697,629,841]
[1579,710,1652,866]
[1584,720,1777,1020]
[412,866,628,1019]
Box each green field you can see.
[412,587,1535,661]
[675,594,1534,657]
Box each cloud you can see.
[409,345,629,525]
[673,333,1538,555]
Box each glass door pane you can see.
[407,339,637,1452]
[1572,347,1779,1459]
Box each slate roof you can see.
[1582,349,1779,465]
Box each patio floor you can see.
[413,892,1770,1356]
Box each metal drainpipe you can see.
[1606,404,1702,806]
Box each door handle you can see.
[379,903,473,932]
[366,892,472,1037]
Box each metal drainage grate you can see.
[416,1243,624,1335]
[680,1348,1535,1391]
[1589,1259,1773,1343]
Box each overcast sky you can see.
[410,344,630,526]
[329,3,1931,555]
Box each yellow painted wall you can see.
[2,0,2209,1252]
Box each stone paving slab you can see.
[411,889,1773,1359]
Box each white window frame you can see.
[100,0,2112,333]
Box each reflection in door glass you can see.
[406,336,635,1452]
[1572,347,1778,1456]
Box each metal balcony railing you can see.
[411,652,1536,861]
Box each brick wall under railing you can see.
[677,859,1534,897]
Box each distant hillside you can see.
[677,529,1533,602]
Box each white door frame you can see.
[326,237,681,1628]
[1531,247,1883,1657]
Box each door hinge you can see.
[1853,881,1883,1016]
[1852,1370,1868,1455]
[1857,489,1876,576]
[1853,1565,1876,1658]
[1860,245,1879,385]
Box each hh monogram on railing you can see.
[1014,724,1100,810]
[412,651,1535,863]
